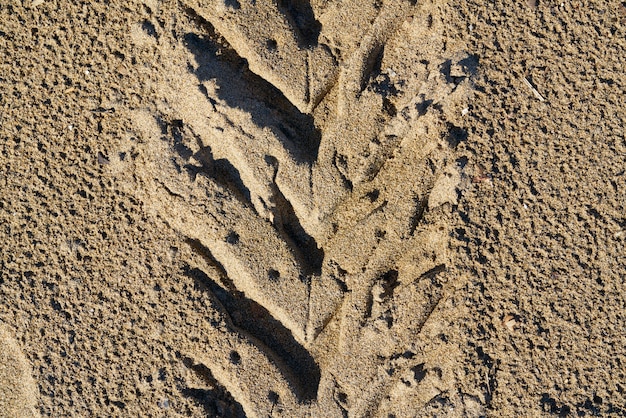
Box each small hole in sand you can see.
[266,39,278,51]
[268,269,280,281]
[366,189,380,202]
[268,391,280,404]
[226,231,239,244]
[224,0,241,9]
[230,351,241,365]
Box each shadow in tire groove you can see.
[158,116,256,209]
[183,265,321,402]
[182,11,321,163]
[187,149,255,211]
[179,355,247,418]
[277,0,322,47]
[265,156,324,276]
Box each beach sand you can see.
[1,0,624,416]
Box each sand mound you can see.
[0,324,40,418]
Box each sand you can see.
[0,0,624,416]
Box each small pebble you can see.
[158,398,170,409]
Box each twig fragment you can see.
[522,77,545,102]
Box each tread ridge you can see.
[132,1,475,415]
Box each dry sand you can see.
[1,0,625,416]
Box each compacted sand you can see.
[1,0,624,416]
